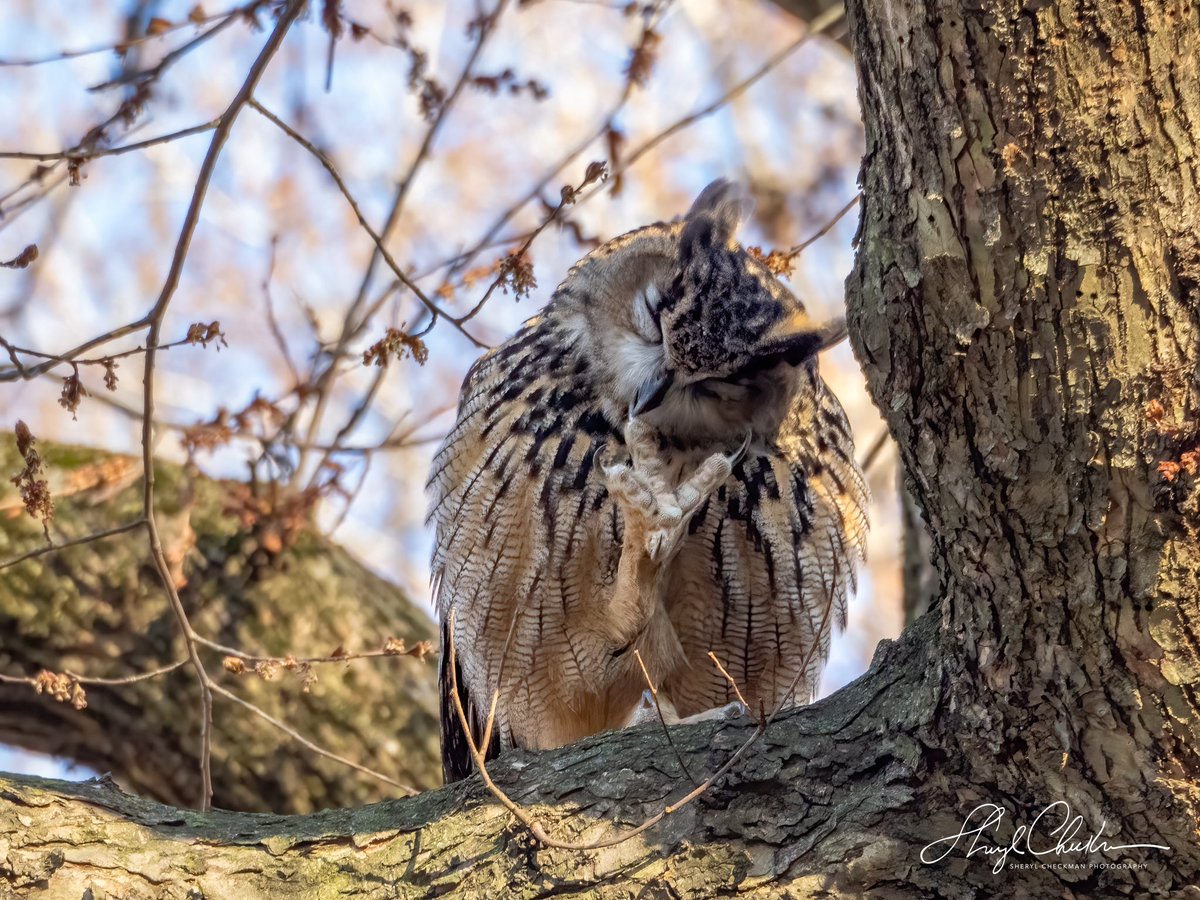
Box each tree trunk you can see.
[2,0,1199,894]
[1,442,441,813]
[845,0,1200,894]
[901,484,936,624]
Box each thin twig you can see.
[0,518,147,572]
[261,235,301,386]
[0,320,155,383]
[706,652,749,710]
[0,120,220,162]
[448,556,843,851]
[859,426,891,475]
[88,8,248,92]
[409,1,679,324]
[4,330,217,368]
[633,649,697,785]
[247,100,477,346]
[451,162,608,326]
[291,0,510,482]
[0,4,258,242]
[209,682,421,795]
[0,658,185,687]
[787,191,861,255]
[66,659,187,685]
[419,3,845,306]
[577,5,847,211]
[138,0,305,811]
[216,640,435,668]
[0,4,247,67]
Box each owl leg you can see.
[600,421,744,655]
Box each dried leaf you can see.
[625,27,661,89]
[58,371,89,419]
[33,670,85,709]
[362,328,429,367]
[0,244,38,269]
[185,321,227,349]
[1180,449,1199,477]
[497,251,537,299]
[11,421,53,536]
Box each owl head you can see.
[562,180,846,443]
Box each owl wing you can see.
[662,372,869,715]
[427,315,626,771]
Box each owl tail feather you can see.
[439,622,501,784]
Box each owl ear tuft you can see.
[683,179,754,247]
[760,315,848,366]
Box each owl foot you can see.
[628,689,680,726]
[600,420,747,564]
[627,692,745,728]
[675,700,748,724]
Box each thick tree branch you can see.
[0,621,957,898]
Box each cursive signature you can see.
[920,802,1170,874]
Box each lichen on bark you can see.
[0,440,441,813]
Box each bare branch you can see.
[137,0,306,811]
[291,0,511,481]
[0,121,220,162]
[246,100,477,346]
[0,4,249,68]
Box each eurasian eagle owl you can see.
[429,180,868,781]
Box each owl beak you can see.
[630,370,673,417]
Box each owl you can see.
[428,180,868,782]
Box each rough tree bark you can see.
[1,442,440,813]
[2,0,1199,896]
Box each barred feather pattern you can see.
[428,289,868,775]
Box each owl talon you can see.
[602,423,741,564]
[730,429,753,467]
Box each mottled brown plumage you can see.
[429,181,868,782]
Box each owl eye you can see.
[632,283,663,343]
